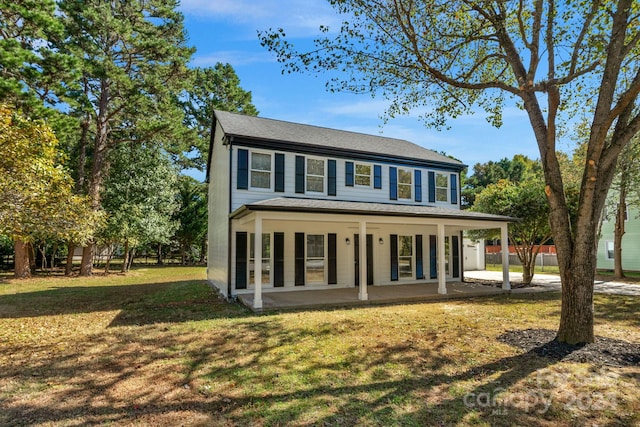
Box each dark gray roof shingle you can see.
[214,110,463,167]
[231,197,516,223]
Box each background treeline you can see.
[0,1,257,277]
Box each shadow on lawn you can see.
[2,314,620,427]
[0,280,249,325]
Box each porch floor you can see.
[236,281,514,312]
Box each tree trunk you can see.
[122,240,129,273]
[28,243,36,275]
[80,245,93,276]
[127,247,135,271]
[613,187,627,279]
[556,258,596,345]
[157,242,163,265]
[199,237,207,263]
[181,242,187,265]
[65,243,75,276]
[14,239,31,278]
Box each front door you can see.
[354,234,374,286]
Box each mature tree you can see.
[173,175,208,264]
[463,155,541,207]
[180,63,259,170]
[472,177,552,284]
[57,0,193,276]
[99,143,180,273]
[605,134,640,278]
[260,0,640,344]
[0,105,98,277]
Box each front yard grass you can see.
[0,266,638,426]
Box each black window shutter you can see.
[275,153,285,192]
[429,235,437,279]
[235,232,247,289]
[237,149,248,190]
[416,234,424,279]
[328,233,337,284]
[295,156,305,194]
[415,170,422,202]
[373,165,382,189]
[428,171,435,203]
[452,235,460,278]
[366,234,374,285]
[390,234,398,281]
[389,167,398,200]
[295,232,305,286]
[345,161,354,187]
[328,159,337,196]
[274,232,284,287]
[450,174,458,204]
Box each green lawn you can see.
[0,267,638,426]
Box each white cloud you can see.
[179,0,341,37]
[190,50,274,67]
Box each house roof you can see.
[230,197,516,224]
[213,110,465,170]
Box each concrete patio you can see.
[236,281,521,312]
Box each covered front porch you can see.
[231,198,514,310]
[237,280,508,311]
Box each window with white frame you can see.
[249,233,271,284]
[250,152,271,189]
[398,168,412,200]
[435,173,449,202]
[355,163,372,186]
[606,241,614,260]
[398,235,413,279]
[306,158,325,193]
[306,234,325,283]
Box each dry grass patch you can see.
[0,267,638,426]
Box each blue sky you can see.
[178,0,563,180]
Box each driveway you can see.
[464,270,640,296]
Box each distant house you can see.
[206,111,513,309]
[597,205,640,271]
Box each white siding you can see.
[207,121,231,297]
[230,146,461,212]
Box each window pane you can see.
[355,164,371,175]
[307,158,324,175]
[307,235,324,257]
[399,235,412,256]
[436,173,448,187]
[398,184,411,199]
[355,174,370,186]
[399,169,412,184]
[262,234,270,258]
[436,188,448,202]
[399,257,412,278]
[261,259,270,284]
[306,259,325,282]
[251,153,271,171]
[307,176,324,192]
[251,171,270,188]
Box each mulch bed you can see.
[498,328,640,367]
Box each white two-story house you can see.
[207,110,512,309]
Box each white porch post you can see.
[437,223,447,294]
[254,215,263,309]
[359,220,368,300]
[501,223,511,290]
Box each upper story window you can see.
[398,168,412,200]
[250,152,272,189]
[306,158,325,193]
[435,173,449,202]
[355,163,371,186]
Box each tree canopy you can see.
[261,0,640,344]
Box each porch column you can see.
[437,223,446,294]
[359,220,368,300]
[500,223,511,290]
[254,215,263,309]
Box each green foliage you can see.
[173,175,207,261]
[463,155,541,207]
[99,143,180,250]
[180,63,258,170]
[0,105,99,244]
